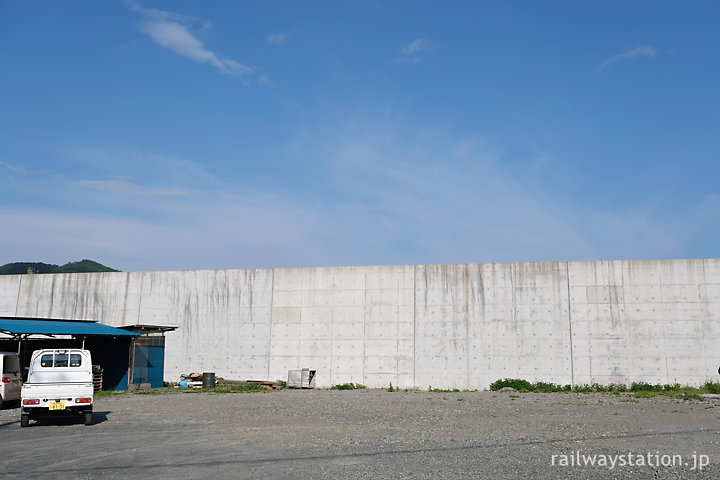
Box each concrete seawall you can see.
[1,258,718,389]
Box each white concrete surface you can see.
[1,258,718,389]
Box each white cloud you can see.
[599,46,657,70]
[266,32,290,45]
[401,38,430,54]
[395,38,431,64]
[130,2,251,76]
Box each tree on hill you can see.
[0,260,119,275]
[53,259,119,273]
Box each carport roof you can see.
[0,317,139,337]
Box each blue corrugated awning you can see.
[0,318,139,336]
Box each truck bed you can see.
[22,382,94,398]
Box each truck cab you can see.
[20,349,94,427]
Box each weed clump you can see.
[330,383,366,390]
[489,379,533,392]
[702,381,720,394]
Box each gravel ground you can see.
[2,389,719,479]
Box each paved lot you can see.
[2,389,719,479]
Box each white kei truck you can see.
[20,349,94,427]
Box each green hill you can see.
[53,259,119,273]
[0,260,119,275]
[0,262,58,275]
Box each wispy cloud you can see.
[1,121,714,271]
[128,1,211,30]
[286,118,715,265]
[257,75,277,87]
[129,1,251,76]
[395,38,431,63]
[0,159,26,175]
[61,145,215,185]
[266,32,290,45]
[0,193,337,271]
[599,46,657,70]
[73,179,189,198]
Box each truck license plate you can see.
[12,381,18,386]
[49,402,66,411]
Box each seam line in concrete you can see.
[565,261,575,387]
[14,275,22,316]
[660,270,670,384]
[267,268,275,382]
[362,272,366,385]
[413,264,417,389]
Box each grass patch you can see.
[428,386,461,393]
[99,381,284,397]
[134,389,169,395]
[490,378,715,400]
[176,383,269,394]
[633,390,658,398]
[94,389,120,398]
[329,383,366,390]
[208,383,269,393]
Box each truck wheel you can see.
[84,411,93,426]
[0,395,4,410]
[20,414,29,428]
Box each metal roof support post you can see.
[128,336,136,391]
[20,335,27,381]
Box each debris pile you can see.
[178,373,205,388]
[222,379,281,390]
[176,373,282,389]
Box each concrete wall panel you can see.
[1,258,718,388]
[0,276,21,316]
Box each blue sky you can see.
[1,1,719,271]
